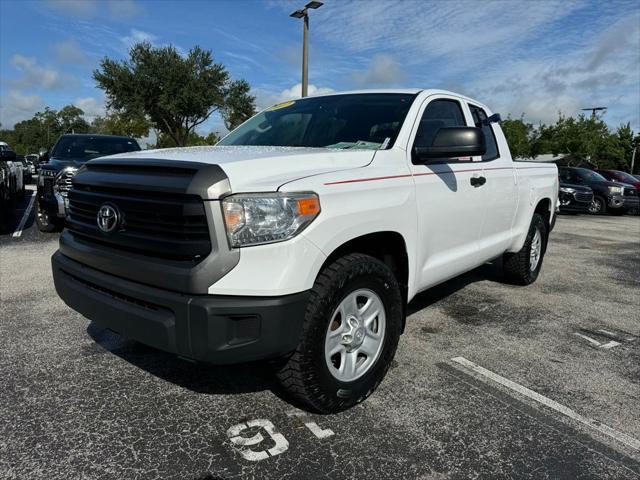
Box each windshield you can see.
[608,170,637,183]
[218,93,417,150]
[576,168,607,182]
[51,136,140,161]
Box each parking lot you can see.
[1,194,639,479]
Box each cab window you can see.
[469,104,499,161]
[413,99,466,150]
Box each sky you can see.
[1,0,639,138]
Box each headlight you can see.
[559,187,576,194]
[222,192,320,247]
[608,186,623,194]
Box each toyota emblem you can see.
[97,204,119,233]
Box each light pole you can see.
[290,1,323,98]
[581,107,607,118]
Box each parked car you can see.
[37,134,141,232]
[15,155,32,184]
[596,169,640,189]
[52,89,559,413]
[0,141,24,202]
[596,169,640,214]
[558,167,638,215]
[558,181,593,213]
[26,154,40,175]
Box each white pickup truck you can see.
[52,89,558,412]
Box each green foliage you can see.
[0,105,89,154]
[155,130,220,149]
[502,112,636,171]
[500,116,535,159]
[94,42,256,146]
[91,111,151,138]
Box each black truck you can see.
[37,134,141,232]
[558,167,637,215]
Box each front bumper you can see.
[52,251,309,364]
[38,180,67,218]
[622,196,639,210]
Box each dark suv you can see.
[558,167,638,215]
[37,134,141,232]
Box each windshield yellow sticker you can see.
[266,100,295,111]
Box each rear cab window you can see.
[468,104,499,161]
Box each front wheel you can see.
[589,196,607,215]
[503,213,548,285]
[36,201,63,233]
[276,253,403,413]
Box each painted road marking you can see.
[12,191,36,238]
[227,419,289,462]
[451,356,640,452]
[286,409,335,439]
[574,332,621,349]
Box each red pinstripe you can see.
[323,165,555,186]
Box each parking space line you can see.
[451,356,640,452]
[12,191,36,238]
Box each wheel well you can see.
[321,231,409,328]
[535,198,552,227]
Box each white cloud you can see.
[46,0,142,20]
[121,28,158,48]
[46,0,97,18]
[73,97,105,119]
[352,54,404,87]
[10,55,63,90]
[108,0,141,19]
[52,39,88,64]
[0,91,46,128]
[254,83,335,110]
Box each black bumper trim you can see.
[52,251,309,364]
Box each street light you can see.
[290,1,323,98]
[581,107,607,118]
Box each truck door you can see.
[468,104,518,259]
[408,96,486,291]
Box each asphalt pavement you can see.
[1,203,639,479]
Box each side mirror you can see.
[39,149,49,162]
[0,150,17,161]
[413,127,486,162]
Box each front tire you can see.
[589,195,607,215]
[276,253,403,413]
[503,213,548,285]
[36,201,63,233]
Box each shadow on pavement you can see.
[407,259,505,316]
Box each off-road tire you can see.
[276,253,403,413]
[503,213,547,285]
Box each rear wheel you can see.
[589,195,606,215]
[36,201,63,233]
[503,213,547,285]
[276,253,403,413]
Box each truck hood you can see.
[103,145,375,192]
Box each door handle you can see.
[470,176,486,187]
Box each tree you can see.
[91,111,151,138]
[500,116,534,159]
[94,42,256,146]
[57,105,90,135]
[155,130,220,149]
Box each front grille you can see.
[66,185,211,261]
[56,169,77,198]
[43,178,55,200]
[574,191,593,202]
[624,187,637,196]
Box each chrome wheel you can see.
[589,198,602,214]
[530,228,542,272]
[324,288,386,382]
